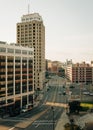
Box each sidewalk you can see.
[55,110,93,130]
[55,110,70,130]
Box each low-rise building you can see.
[66,62,93,84]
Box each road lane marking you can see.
[15,108,49,129]
[52,87,57,102]
[35,123,40,128]
[43,95,48,104]
[9,127,15,130]
[54,109,61,118]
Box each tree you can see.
[69,101,81,114]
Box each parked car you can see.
[21,104,32,113]
[83,91,90,95]
[69,85,75,88]
[89,92,93,96]
[63,91,66,95]
[63,86,65,88]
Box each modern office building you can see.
[66,62,93,84]
[16,13,45,90]
[0,42,34,113]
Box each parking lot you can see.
[67,83,93,103]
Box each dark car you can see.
[69,85,75,88]
[63,91,66,95]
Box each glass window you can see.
[15,49,21,54]
[22,50,27,54]
[0,47,6,52]
[29,51,33,55]
[7,48,14,53]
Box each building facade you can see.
[0,42,34,113]
[16,13,45,90]
[66,62,93,84]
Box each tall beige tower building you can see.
[16,13,45,90]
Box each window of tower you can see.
[29,24,32,26]
[17,28,20,31]
[21,25,24,28]
[25,27,28,30]
[33,40,35,42]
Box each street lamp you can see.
[70,118,74,130]
[51,106,55,130]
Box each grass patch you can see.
[80,103,93,108]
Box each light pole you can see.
[51,106,55,130]
[70,118,74,130]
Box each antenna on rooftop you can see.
[28,0,30,14]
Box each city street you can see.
[0,76,67,130]
[0,76,93,130]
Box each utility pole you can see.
[51,106,55,130]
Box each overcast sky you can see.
[0,0,93,63]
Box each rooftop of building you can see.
[21,13,43,23]
[0,41,34,53]
[67,61,93,67]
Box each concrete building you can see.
[16,13,45,90]
[0,42,34,113]
[66,62,93,84]
[46,60,52,72]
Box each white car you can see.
[21,104,32,113]
[21,108,28,113]
[89,93,93,96]
[83,91,90,95]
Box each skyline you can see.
[0,0,93,63]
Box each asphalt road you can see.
[27,77,66,130]
[0,76,67,130]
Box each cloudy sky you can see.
[0,0,93,63]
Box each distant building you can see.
[16,13,45,90]
[66,59,73,66]
[46,60,65,77]
[66,62,93,84]
[58,67,65,77]
[51,61,59,74]
[0,42,34,113]
[46,59,52,72]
